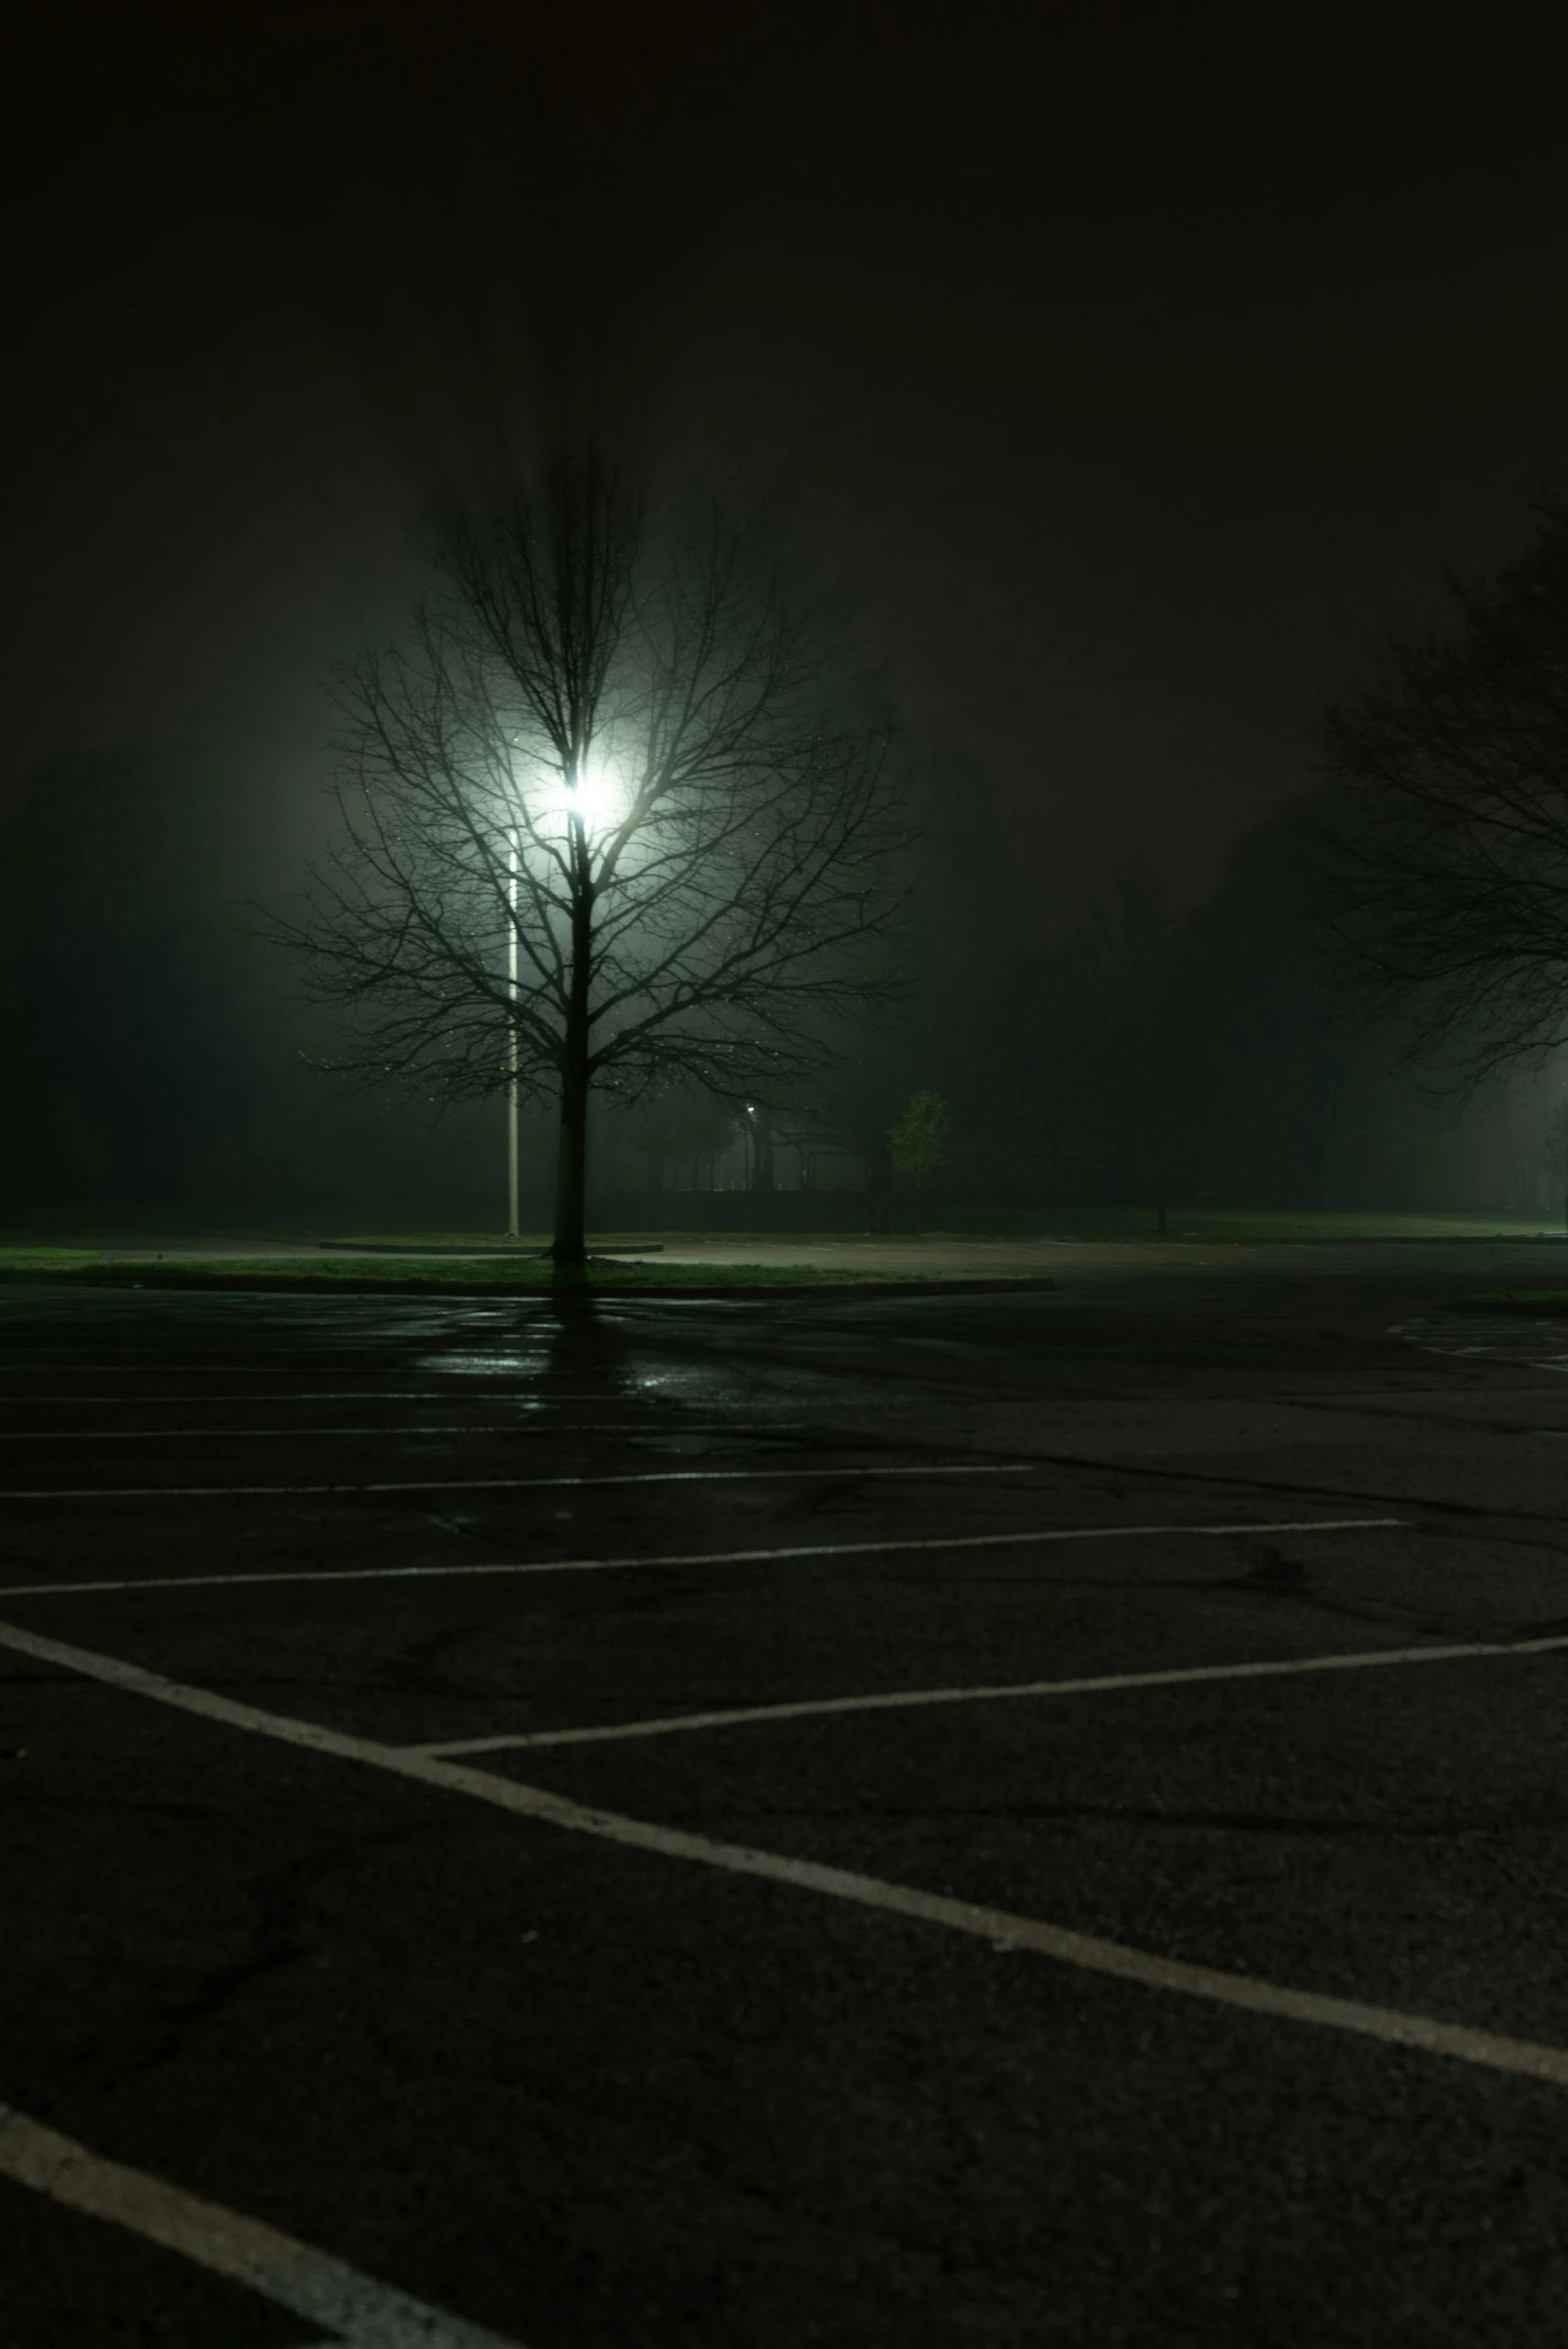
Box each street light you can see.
[506,828,519,1238]
[543,760,626,839]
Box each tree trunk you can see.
[552,875,593,1267]
[553,1048,589,1265]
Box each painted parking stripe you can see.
[4,1394,653,1406]
[0,1425,744,1441]
[2,1613,1566,2091]
[0,1360,556,1376]
[415,1627,1568,1755]
[0,1353,434,1371]
[0,2101,523,2346]
[0,1463,1031,1501]
[0,1366,486,1380]
[0,1517,1405,1600]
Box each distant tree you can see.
[271,452,910,1264]
[1542,1097,1568,1236]
[1318,499,1568,1078]
[937,926,1098,1203]
[1028,939,1103,1203]
[808,1030,923,1231]
[615,1084,734,1196]
[1178,804,1359,1208]
[888,1087,953,1206]
[1083,883,1191,1232]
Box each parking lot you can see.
[4,1245,1568,2345]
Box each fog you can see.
[3,6,1566,1235]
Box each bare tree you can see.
[1542,1096,1568,1237]
[888,1087,952,1208]
[1317,499,1568,1076]
[615,1083,734,1197]
[1082,881,1192,1232]
[272,455,910,1262]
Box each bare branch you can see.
[1315,498,1568,1077]
[267,454,912,1250]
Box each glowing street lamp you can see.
[539,760,626,840]
[505,827,520,1237]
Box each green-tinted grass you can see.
[329,1233,556,1251]
[331,1210,1565,1247]
[1020,1209,1561,1242]
[0,1249,1038,1295]
[0,1249,101,1268]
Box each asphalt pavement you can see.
[4,1244,1568,2346]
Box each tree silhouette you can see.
[888,1087,952,1210]
[1319,499,1568,1078]
[274,454,910,1262]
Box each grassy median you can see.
[0,1248,1048,1296]
[329,1211,1565,1246]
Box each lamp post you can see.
[505,829,520,1238]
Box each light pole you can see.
[506,829,520,1238]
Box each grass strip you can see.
[0,1251,1049,1297]
[333,1215,1562,1245]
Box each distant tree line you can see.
[8,486,1568,1237]
[835,497,1568,1225]
[588,799,1544,1224]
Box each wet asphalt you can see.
[3,1244,1568,2346]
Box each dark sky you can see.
[4,0,1567,917]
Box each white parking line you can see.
[0,1349,434,1361]
[0,1425,740,1441]
[2,1611,1565,2091]
[0,1516,1405,1600]
[0,1366,470,1379]
[0,1463,1031,1501]
[0,1361,556,1377]
[1392,1320,1568,1377]
[4,1394,649,1405]
[0,2100,524,2346]
[414,1628,1568,1754]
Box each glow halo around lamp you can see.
[509,752,629,843]
[557,760,627,836]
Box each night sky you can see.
[2,1,1565,1216]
